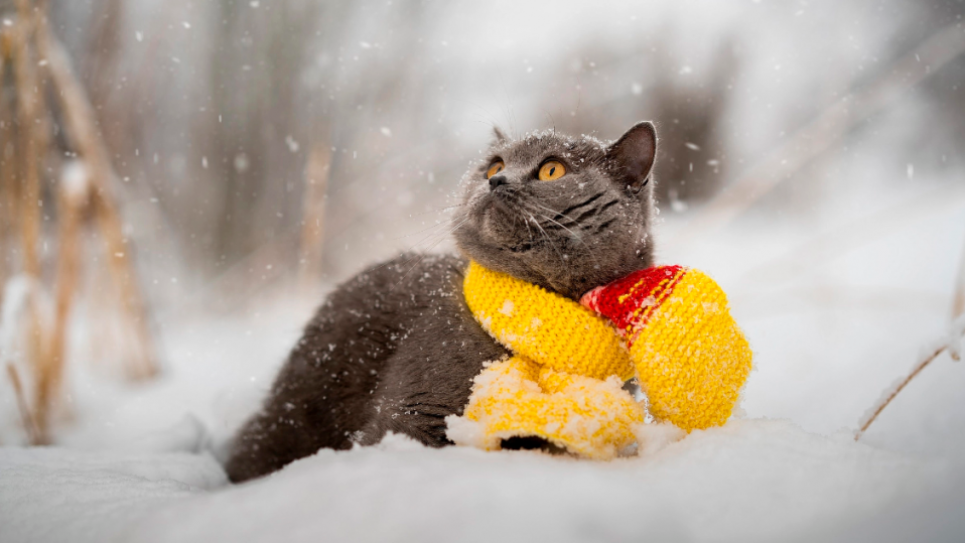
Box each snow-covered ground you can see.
[3,174,965,542]
[4,422,961,543]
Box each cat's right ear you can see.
[492,126,508,145]
[606,121,657,192]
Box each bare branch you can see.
[674,23,965,246]
[298,144,331,292]
[855,316,965,441]
[37,20,158,380]
[6,362,39,445]
[0,44,11,302]
[10,12,42,280]
[952,233,965,321]
[32,164,89,442]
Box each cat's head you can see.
[453,122,657,300]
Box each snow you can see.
[0,446,224,543]
[60,161,90,200]
[130,424,945,542]
[2,422,955,543]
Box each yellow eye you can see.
[538,160,565,181]
[486,161,505,179]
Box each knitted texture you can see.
[450,262,643,459]
[463,262,635,383]
[581,266,753,431]
[450,357,646,459]
[447,261,752,458]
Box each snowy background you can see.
[2,0,965,542]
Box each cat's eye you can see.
[486,161,505,179]
[538,160,566,181]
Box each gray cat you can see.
[225,122,658,482]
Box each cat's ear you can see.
[606,121,657,192]
[492,126,508,145]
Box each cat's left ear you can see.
[605,121,657,192]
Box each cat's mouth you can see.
[478,192,536,245]
[507,240,537,253]
[485,191,517,216]
[455,188,556,260]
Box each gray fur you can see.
[225,122,658,482]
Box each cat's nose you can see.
[489,175,507,190]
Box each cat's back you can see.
[308,251,501,399]
[280,252,478,396]
[226,252,498,482]
[317,252,470,325]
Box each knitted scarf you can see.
[445,261,752,459]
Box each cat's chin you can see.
[474,209,527,249]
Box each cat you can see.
[224,121,658,482]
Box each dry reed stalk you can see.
[0,45,12,303]
[855,237,965,441]
[952,233,965,321]
[10,3,58,443]
[38,20,158,380]
[6,363,39,444]
[9,13,51,438]
[32,167,88,443]
[673,23,965,247]
[298,144,331,292]
[854,318,965,441]
[10,14,41,281]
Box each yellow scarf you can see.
[446,261,752,458]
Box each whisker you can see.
[367,215,469,276]
[537,210,603,268]
[528,214,566,266]
[394,217,457,241]
[522,211,535,242]
[530,201,582,237]
[390,202,470,241]
[396,216,471,283]
[523,200,604,268]
[398,212,469,251]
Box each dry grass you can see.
[39,12,158,381]
[854,235,965,441]
[854,324,964,441]
[298,144,331,293]
[0,44,12,307]
[1,0,157,444]
[32,170,89,443]
[952,234,965,321]
[672,22,965,248]
[10,1,41,282]
[9,1,48,444]
[6,363,38,444]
